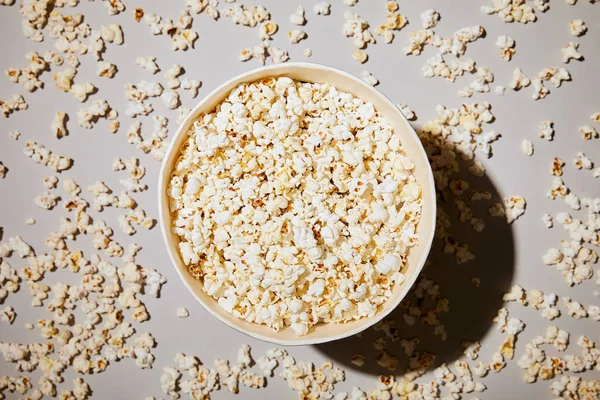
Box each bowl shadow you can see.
[314,124,515,377]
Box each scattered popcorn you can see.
[23,141,72,171]
[421,9,440,29]
[288,29,307,44]
[289,6,306,25]
[314,2,331,16]
[51,112,68,138]
[573,152,593,169]
[579,125,598,140]
[496,35,515,61]
[521,139,533,156]
[542,213,553,228]
[569,19,587,36]
[504,196,527,223]
[97,61,117,78]
[561,42,583,63]
[136,56,160,74]
[176,307,189,318]
[360,70,379,86]
[538,121,555,140]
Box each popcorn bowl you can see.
[158,62,436,345]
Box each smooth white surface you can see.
[0,1,599,399]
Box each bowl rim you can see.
[158,61,437,345]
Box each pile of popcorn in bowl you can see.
[166,76,423,336]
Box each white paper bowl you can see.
[158,62,436,345]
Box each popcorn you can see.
[97,61,116,78]
[290,6,306,25]
[1,306,16,324]
[579,125,598,140]
[360,70,379,86]
[259,21,278,40]
[51,112,68,138]
[70,82,96,102]
[421,9,440,29]
[398,104,416,120]
[23,141,72,172]
[343,12,376,49]
[53,67,77,92]
[176,307,189,318]
[288,29,307,44]
[314,2,331,15]
[482,0,536,23]
[569,19,587,36]
[538,121,554,140]
[496,35,515,61]
[504,196,527,223]
[303,48,312,57]
[542,213,553,228]
[521,139,533,156]
[168,77,422,335]
[561,42,583,63]
[573,152,593,170]
[136,56,160,74]
[100,24,124,45]
[508,68,531,90]
[160,89,180,109]
[352,50,368,63]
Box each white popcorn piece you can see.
[482,0,536,23]
[43,175,58,189]
[531,78,549,100]
[303,48,312,57]
[360,70,379,86]
[314,2,331,15]
[9,130,20,140]
[290,6,306,25]
[181,79,201,97]
[538,121,554,140]
[78,99,113,128]
[352,50,368,64]
[508,68,531,90]
[421,9,440,29]
[521,139,533,156]
[164,64,183,89]
[504,196,527,223]
[495,85,506,95]
[579,125,598,140]
[161,89,180,109]
[23,141,72,171]
[1,306,16,324]
[70,82,96,102]
[97,61,117,78]
[561,42,583,63]
[496,35,516,61]
[136,56,160,74]
[25,217,36,225]
[53,67,77,92]
[542,213,553,228]
[569,19,587,36]
[51,112,68,138]
[259,21,278,41]
[288,29,307,44]
[176,307,189,318]
[573,152,594,169]
[398,104,416,120]
[101,24,124,45]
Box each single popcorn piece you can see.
[579,125,598,140]
[421,9,440,29]
[303,48,312,57]
[34,191,59,210]
[569,19,587,36]
[496,35,516,61]
[360,70,379,86]
[482,0,537,23]
[573,152,593,169]
[521,139,533,156]
[290,6,306,25]
[70,82,96,102]
[561,42,583,63]
[1,306,15,324]
[51,112,68,138]
[97,61,117,78]
[352,50,368,64]
[314,2,331,15]
[508,67,531,90]
[164,64,183,89]
[495,85,506,95]
[531,78,549,100]
[43,175,58,189]
[542,213,553,228]
[176,307,189,318]
[504,196,527,223]
[136,56,160,74]
[538,121,554,140]
[398,104,416,120]
[161,89,180,109]
[168,77,422,336]
[53,67,77,92]
[288,29,307,44]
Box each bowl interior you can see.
[158,63,436,345]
